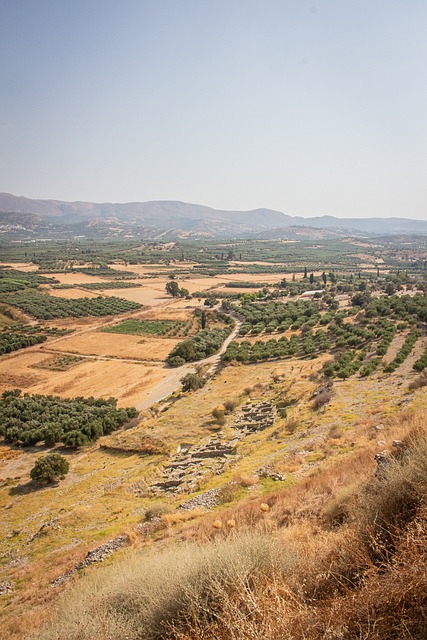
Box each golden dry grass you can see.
[0,262,39,272]
[28,416,427,640]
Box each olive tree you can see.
[30,453,69,485]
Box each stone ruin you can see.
[149,401,277,495]
[50,401,280,587]
[233,401,277,434]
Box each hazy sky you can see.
[1,1,426,219]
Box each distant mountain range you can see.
[0,193,426,239]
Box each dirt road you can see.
[136,315,241,410]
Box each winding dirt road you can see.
[136,315,242,410]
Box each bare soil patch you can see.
[0,369,47,389]
[141,308,193,321]
[222,273,287,283]
[383,332,408,365]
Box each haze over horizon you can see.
[1,1,426,221]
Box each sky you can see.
[0,0,426,220]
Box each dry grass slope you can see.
[31,410,427,640]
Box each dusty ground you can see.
[102,286,171,306]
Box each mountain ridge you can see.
[0,193,426,237]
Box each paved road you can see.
[136,314,242,410]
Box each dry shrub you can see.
[312,510,427,640]
[211,407,226,425]
[223,399,238,413]
[312,389,332,410]
[233,473,259,487]
[217,482,242,505]
[284,418,299,434]
[322,482,360,526]
[328,424,342,439]
[352,429,427,564]
[161,509,205,528]
[144,503,173,522]
[408,372,427,391]
[35,533,293,640]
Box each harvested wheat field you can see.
[109,263,174,275]
[0,262,40,271]
[106,286,170,306]
[210,285,263,294]
[222,272,288,283]
[43,272,113,285]
[46,331,181,361]
[0,350,168,406]
[45,287,101,299]
[140,307,194,321]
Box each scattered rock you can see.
[178,488,221,511]
[51,534,129,587]
[28,519,58,543]
[0,582,14,595]
[256,465,286,482]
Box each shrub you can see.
[408,373,427,391]
[212,407,226,425]
[37,533,288,640]
[144,503,173,522]
[223,400,238,413]
[30,453,69,485]
[312,389,333,410]
[353,431,427,564]
[180,373,206,392]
